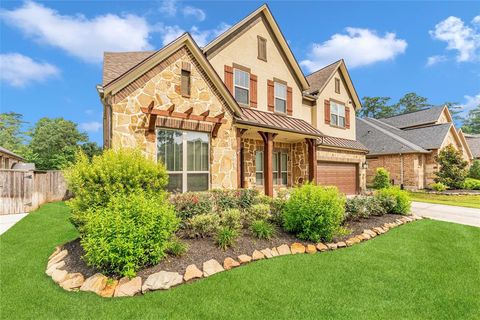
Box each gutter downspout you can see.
[400,153,404,189]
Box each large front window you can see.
[274,82,287,113]
[157,129,209,193]
[330,101,346,127]
[255,150,288,186]
[234,69,250,105]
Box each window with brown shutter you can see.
[267,80,274,112]
[324,99,331,124]
[287,86,293,116]
[335,78,340,94]
[345,106,350,128]
[257,36,267,61]
[250,74,257,108]
[224,65,234,95]
[181,70,191,97]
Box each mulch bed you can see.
[62,213,404,281]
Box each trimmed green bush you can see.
[250,220,276,239]
[345,196,386,221]
[463,178,480,190]
[429,182,447,192]
[64,149,168,227]
[219,209,242,231]
[243,203,271,225]
[375,187,411,215]
[80,191,179,278]
[211,189,239,212]
[215,226,238,250]
[185,213,220,238]
[238,189,259,209]
[171,192,213,221]
[282,184,345,242]
[372,167,391,189]
[468,160,480,180]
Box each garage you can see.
[317,162,358,195]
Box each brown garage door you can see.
[317,162,358,195]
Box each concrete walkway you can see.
[0,213,28,235]
[411,202,480,228]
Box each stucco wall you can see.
[314,69,357,140]
[207,17,312,123]
[110,46,238,189]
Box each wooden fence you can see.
[0,170,68,215]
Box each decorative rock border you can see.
[46,215,423,297]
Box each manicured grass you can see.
[1,202,479,319]
[408,191,480,209]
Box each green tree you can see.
[358,97,395,118]
[0,112,27,155]
[434,144,468,189]
[80,142,103,160]
[462,104,480,134]
[27,117,88,170]
[372,167,391,189]
[469,160,480,180]
[396,92,432,114]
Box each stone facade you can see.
[110,46,238,189]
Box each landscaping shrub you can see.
[243,203,271,225]
[434,144,468,189]
[238,189,259,209]
[282,184,345,242]
[211,189,239,212]
[429,182,447,192]
[468,160,480,180]
[185,213,220,238]
[215,226,238,250]
[171,192,213,221]
[372,167,391,189]
[219,209,242,231]
[345,196,385,221]
[250,220,276,240]
[64,149,168,227]
[463,178,480,190]
[375,187,411,215]
[80,191,179,278]
[166,237,188,257]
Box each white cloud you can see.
[300,28,407,72]
[0,1,153,63]
[84,109,94,115]
[182,6,206,22]
[429,16,480,62]
[461,93,480,113]
[426,55,447,66]
[80,121,102,132]
[0,53,59,87]
[191,23,230,47]
[159,0,177,17]
[156,24,185,46]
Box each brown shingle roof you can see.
[466,136,480,158]
[319,136,369,152]
[305,60,341,94]
[103,51,155,86]
[237,107,323,137]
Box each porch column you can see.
[236,128,247,189]
[259,131,277,197]
[306,138,317,184]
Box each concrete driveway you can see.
[411,202,480,228]
[0,213,28,235]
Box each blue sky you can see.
[1,0,479,145]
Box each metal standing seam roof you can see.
[318,136,369,152]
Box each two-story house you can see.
[98,4,368,196]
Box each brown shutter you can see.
[286,86,293,116]
[324,100,331,124]
[224,65,233,95]
[345,106,350,128]
[250,74,257,108]
[267,80,274,112]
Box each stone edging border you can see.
[46,215,423,297]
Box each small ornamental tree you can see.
[469,160,480,180]
[372,167,391,189]
[434,144,468,189]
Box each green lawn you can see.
[1,202,479,320]
[408,191,480,209]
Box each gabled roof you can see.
[101,33,242,116]
[356,118,429,155]
[237,107,322,137]
[465,135,480,158]
[306,59,362,110]
[202,4,309,91]
[103,51,155,86]
[0,146,25,161]
[379,105,447,129]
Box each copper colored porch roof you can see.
[237,107,323,137]
[318,136,369,152]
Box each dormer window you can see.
[274,82,287,113]
[234,68,250,105]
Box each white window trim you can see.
[156,129,210,193]
[234,68,250,106]
[274,82,287,113]
[255,150,264,186]
[330,101,346,128]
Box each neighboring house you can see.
[357,105,473,190]
[464,133,480,160]
[98,4,367,196]
[0,146,25,169]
